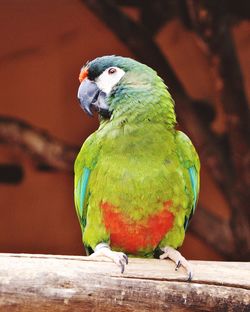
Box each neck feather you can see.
[107,76,176,128]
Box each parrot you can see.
[74,55,200,280]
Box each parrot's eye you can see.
[108,68,117,75]
[95,66,125,95]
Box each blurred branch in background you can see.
[0,116,77,172]
[0,0,249,260]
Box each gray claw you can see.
[119,260,125,274]
[187,272,192,282]
[123,254,128,265]
[175,260,181,271]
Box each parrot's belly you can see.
[86,131,189,254]
[101,200,174,254]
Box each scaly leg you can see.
[160,246,193,281]
[89,243,128,273]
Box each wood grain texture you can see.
[0,253,249,311]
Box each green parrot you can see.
[75,55,200,280]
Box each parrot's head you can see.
[77,55,176,125]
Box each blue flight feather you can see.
[184,166,198,230]
[79,168,90,218]
[188,166,197,207]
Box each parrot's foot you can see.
[89,243,128,273]
[160,246,193,281]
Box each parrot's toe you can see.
[160,246,193,281]
[114,252,128,273]
[89,243,128,273]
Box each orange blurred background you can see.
[0,1,249,260]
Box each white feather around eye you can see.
[95,67,125,94]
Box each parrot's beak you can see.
[77,78,110,118]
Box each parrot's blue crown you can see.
[86,55,151,81]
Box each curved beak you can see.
[77,79,99,116]
[77,78,110,118]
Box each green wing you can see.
[184,165,199,230]
[74,167,91,229]
[176,131,200,231]
[74,133,100,254]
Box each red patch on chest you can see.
[101,201,173,254]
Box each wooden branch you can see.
[0,116,78,171]
[0,254,249,311]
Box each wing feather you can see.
[176,131,200,231]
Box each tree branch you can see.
[0,116,78,172]
[1,254,249,311]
